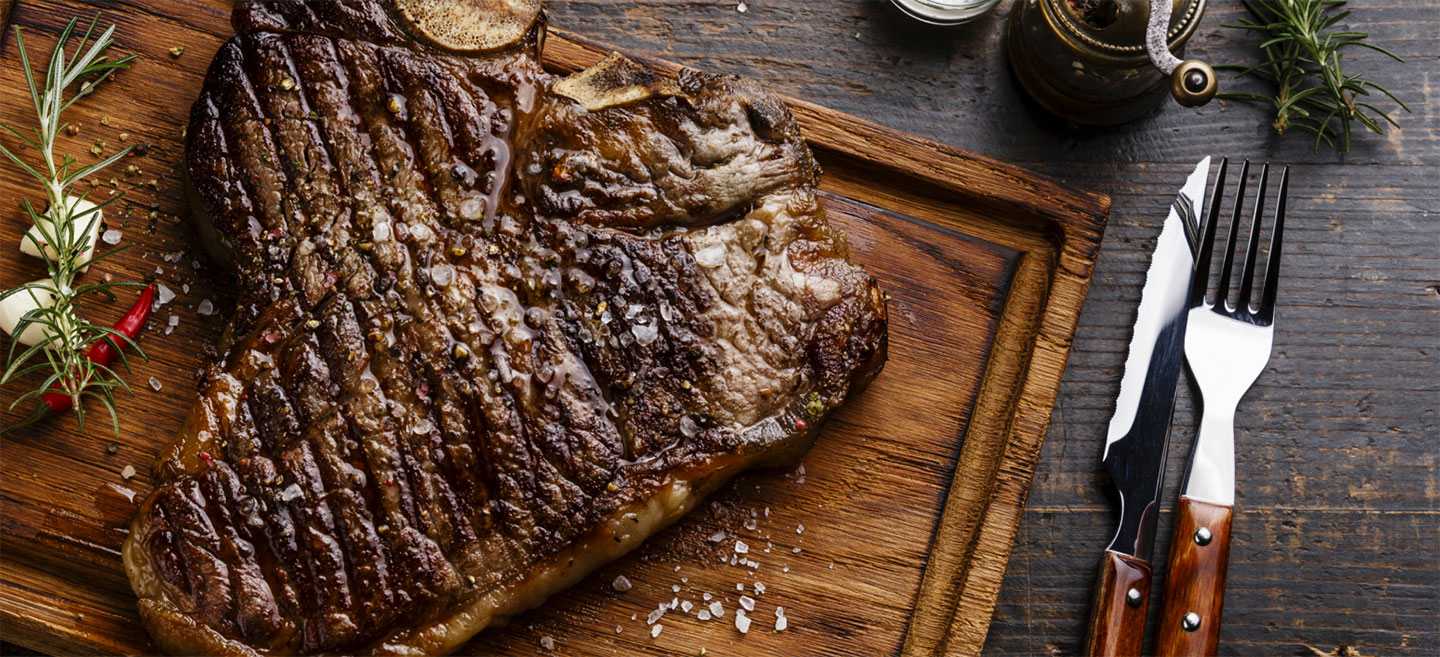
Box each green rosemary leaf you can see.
[1222,0,1407,154]
[0,138,46,182]
[65,144,133,186]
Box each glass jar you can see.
[890,0,1004,25]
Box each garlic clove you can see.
[19,195,102,272]
[0,279,60,348]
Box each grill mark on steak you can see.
[230,43,421,641]
[258,33,489,599]
[126,2,887,654]
[321,42,517,555]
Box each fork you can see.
[1155,159,1289,657]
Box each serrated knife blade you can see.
[1100,156,1209,559]
[1084,158,1210,657]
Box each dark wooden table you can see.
[1,1,1434,656]
[535,2,1439,656]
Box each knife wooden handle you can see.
[1156,496,1234,656]
[1085,550,1152,657]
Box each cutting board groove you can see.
[0,4,1107,656]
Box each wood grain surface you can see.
[1,1,1436,656]
[0,2,1112,656]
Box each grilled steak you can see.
[122,1,887,654]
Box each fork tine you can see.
[1236,164,1271,312]
[1258,166,1289,324]
[1213,160,1250,308]
[1190,157,1228,307]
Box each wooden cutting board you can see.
[0,2,1109,655]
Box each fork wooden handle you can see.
[1085,550,1152,657]
[1156,496,1234,656]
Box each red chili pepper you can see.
[795,418,809,431]
[41,282,157,413]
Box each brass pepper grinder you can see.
[1006,0,1217,125]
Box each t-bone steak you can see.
[122,1,888,654]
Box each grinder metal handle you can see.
[1147,0,1216,107]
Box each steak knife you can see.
[1084,158,1214,657]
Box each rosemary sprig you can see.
[1220,0,1409,153]
[0,17,142,433]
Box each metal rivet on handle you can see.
[1182,612,1202,632]
[1126,587,1142,607]
[1194,527,1213,545]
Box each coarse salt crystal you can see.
[735,610,751,634]
[372,222,392,242]
[694,244,726,268]
[650,624,663,639]
[755,582,766,595]
[775,608,788,632]
[148,376,162,392]
[708,601,724,618]
[101,228,122,245]
[739,595,755,611]
[735,540,749,554]
[702,592,713,601]
[430,264,455,287]
[279,483,303,502]
[681,600,694,613]
[538,636,554,650]
[708,530,727,543]
[697,610,712,621]
[461,197,485,220]
[646,608,665,625]
[631,322,659,345]
[155,283,176,307]
[612,575,632,592]
[197,299,215,315]
[120,464,136,480]
[672,584,681,593]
